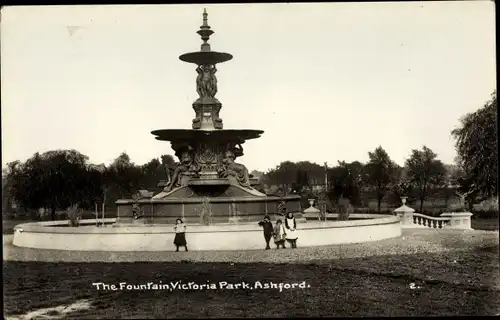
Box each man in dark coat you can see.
[258,215,274,250]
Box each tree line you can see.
[2,92,497,218]
[261,91,497,213]
[261,146,452,213]
[2,151,176,220]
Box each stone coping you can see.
[13,215,398,234]
[116,194,301,204]
[441,212,473,217]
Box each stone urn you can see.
[303,198,321,222]
[401,196,408,206]
[394,196,415,226]
[308,199,315,208]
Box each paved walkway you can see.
[3,229,498,263]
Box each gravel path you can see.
[3,228,498,264]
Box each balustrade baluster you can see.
[433,220,437,228]
[438,220,442,228]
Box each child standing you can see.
[258,215,274,250]
[273,219,287,249]
[173,218,188,252]
[285,212,298,248]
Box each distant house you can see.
[310,184,327,192]
[444,164,461,188]
[249,170,264,181]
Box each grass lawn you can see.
[3,229,499,318]
[472,217,499,231]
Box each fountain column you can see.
[179,9,233,131]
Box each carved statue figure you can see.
[192,116,202,128]
[166,151,200,192]
[226,143,244,158]
[132,202,143,220]
[196,64,218,98]
[218,150,251,189]
[164,165,173,186]
[233,144,244,157]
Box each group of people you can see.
[172,211,299,252]
[257,212,298,249]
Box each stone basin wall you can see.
[115,195,302,225]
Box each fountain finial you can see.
[197,9,214,52]
[202,8,208,26]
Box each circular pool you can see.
[12,214,402,251]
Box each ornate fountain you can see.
[115,9,301,225]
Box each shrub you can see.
[199,197,213,225]
[472,197,499,218]
[67,204,82,227]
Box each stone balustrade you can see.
[393,196,473,230]
[440,212,473,230]
[412,213,450,229]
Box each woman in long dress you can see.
[173,219,188,252]
[284,212,298,248]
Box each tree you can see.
[2,160,23,216]
[161,154,176,167]
[452,91,498,199]
[327,161,365,207]
[263,161,325,193]
[364,146,399,213]
[140,158,164,190]
[390,175,413,205]
[9,150,94,220]
[405,146,447,213]
[292,169,309,193]
[296,161,324,186]
[264,161,298,190]
[106,152,142,200]
[87,163,109,211]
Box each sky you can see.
[1,2,496,172]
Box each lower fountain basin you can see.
[115,195,302,225]
[12,214,401,251]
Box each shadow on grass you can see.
[3,246,499,318]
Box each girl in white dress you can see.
[284,212,298,248]
[273,219,287,249]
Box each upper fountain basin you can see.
[151,129,264,143]
[179,51,233,65]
